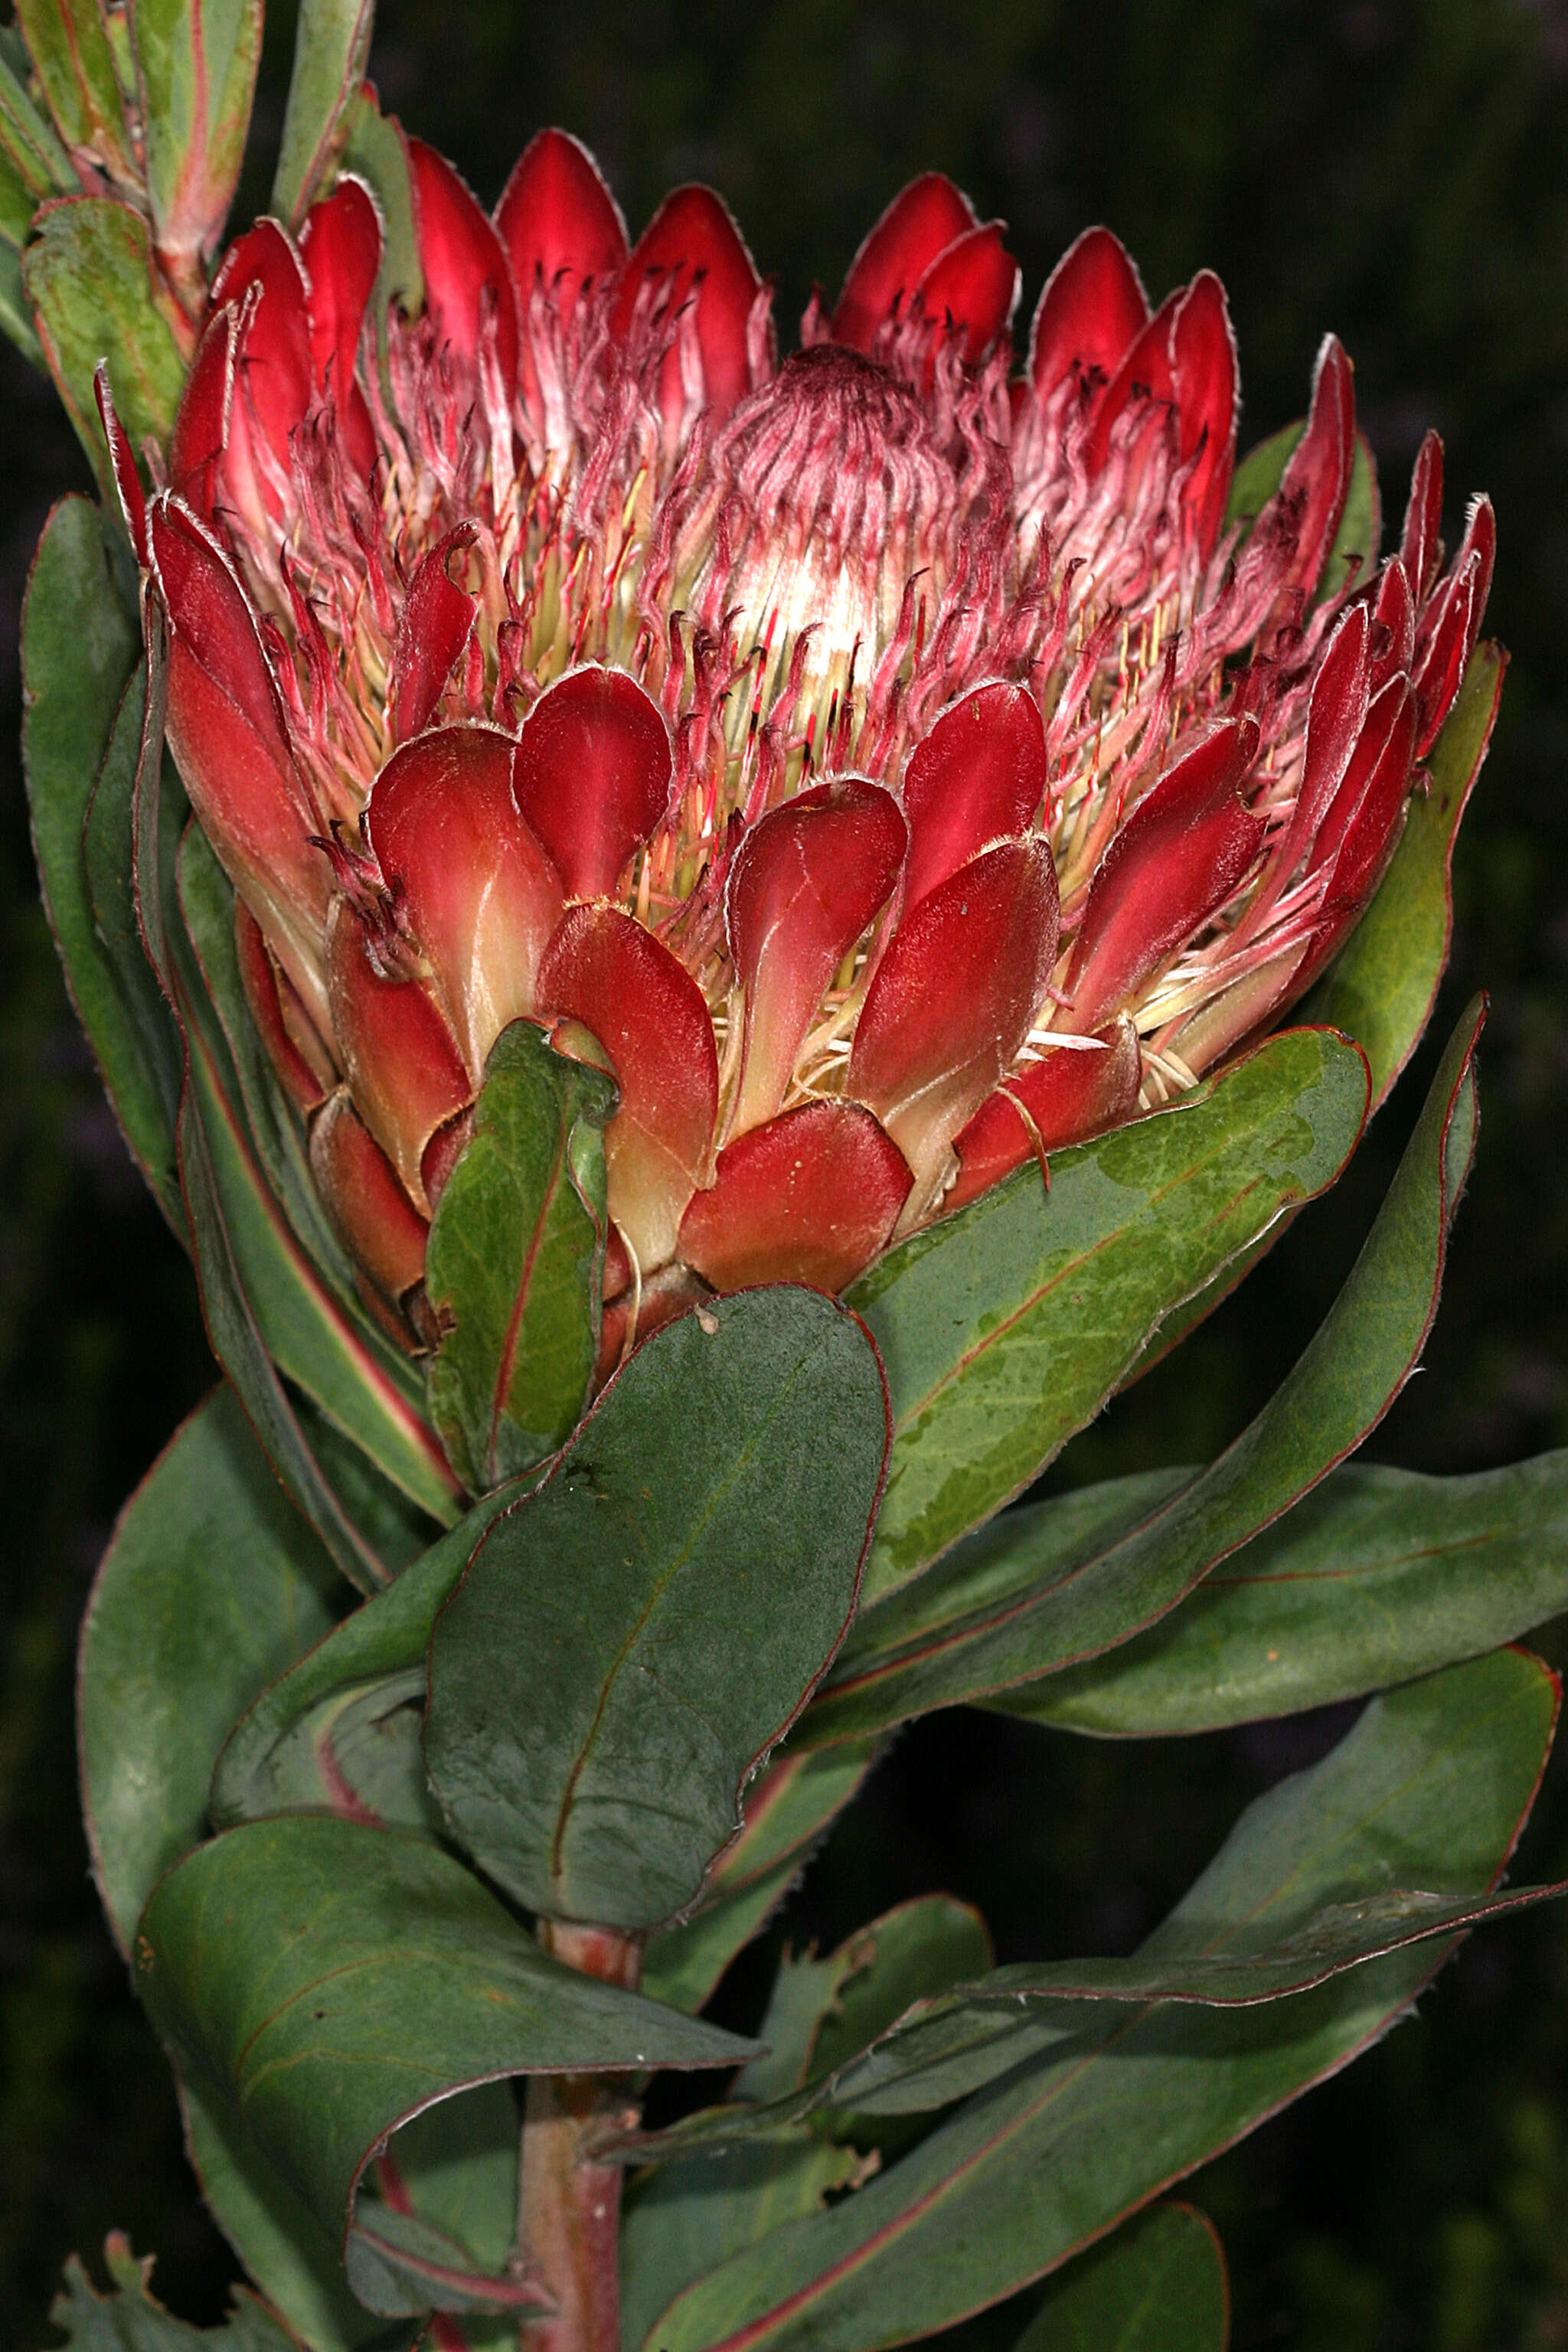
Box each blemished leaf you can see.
[622,2135,864,2352]
[50,2233,299,2347]
[77,1384,338,1956]
[425,1018,616,1491]
[14,0,137,185]
[136,1816,759,2310]
[639,1649,1557,2352]
[210,1481,521,1832]
[798,1004,1480,1746]
[272,0,376,224]
[847,1027,1370,1604]
[1013,2204,1229,2352]
[21,497,185,1227]
[995,1450,1568,1737]
[131,0,263,292]
[425,1289,890,1928]
[1306,641,1506,1109]
[22,197,188,485]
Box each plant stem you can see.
[518,1922,643,2352]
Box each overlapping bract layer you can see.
[113,124,1492,1375]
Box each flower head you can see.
[110,128,1494,1364]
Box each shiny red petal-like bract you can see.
[1028,224,1149,402]
[901,681,1048,912]
[1063,720,1264,1037]
[364,725,564,1080]
[310,1086,431,1312]
[609,185,762,429]
[407,136,520,403]
[298,175,381,475]
[678,1099,913,1293]
[1401,430,1445,604]
[948,1018,1143,1211]
[512,666,672,902]
[849,835,1061,1214]
[913,221,1019,363]
[209,219,314,472]
[325,898,472,1212]
[391,528,478,745]
[234,899,332,1114]
[1271,335,1357,604]
[726,776,906,1136]
[536,904,719,1272]
[495,128,628,302]
[830,172,976,352]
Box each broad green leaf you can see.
[21,496,184,1227]
[847,1027,1369,1602]
[348,2082,519,2318]
[51,2233,298,2348]
[644,1860,803,2018]
[424,1019,616,1492]
[1224,420,1380,601]
[340,81,422,324]
[22,197,188,484]
[1306,641,1506,1108]
[131,0,263,292]
[643,1649,1557,2352]
[425,1289,890,1927]
[272,0,375,224]
[798,1004,1479,1745]
[136,1816,759,2307]
[210,1481,522,1831]
[77,1384,338,1955]
[1014,2204,1228,2352]
[622,2135,864,2352]
[995,1450,1568,1736]
[14,0,137,184]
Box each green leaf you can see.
[0,38,74,214]
[424,1019,616,1492]
[0,232,45,362]
[14,0,137,184]
[272,0,375,224]
[1305,641,1506,1109]
[77,1383,339,1956]
[22,196,188,485]
[425,1289,890,1928]
[136,1816,759,2307]
[1224,420,1380,602]
[642,1648,1557,2352]
[622,2135,864,2352]
[340,80,421,323]
[211,1482,520,1834]
[21,496,185,1227]
[1013,2204,1228,2352]
[799,1004,1479,1746]
[847,1027,1370,1603]
[130,0,263,292]
[51,2234,299,2348]
[995,1449,1568,1736]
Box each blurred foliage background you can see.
[4,0,1568,2342]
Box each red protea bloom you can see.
[106,132,1494,1363]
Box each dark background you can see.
[5,0,1568,2342]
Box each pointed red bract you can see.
[1264,602,1372,893]
[536,905,718,1271]
[610,185,763,428]
[1168,270,1238,554]
[1029,225,1149,400]
[1413,544,1485,758]
[168,306,237,515]
[849,835,1061,1215]
[299,176,381,475]
[679,1099,913,1293]
[407,136,519,403]
[830,173,976,352]
[913,221,1019,363]
[1308,675,1415,884]
[949,1019,1142,1211]
[325,898,472,1212]
[310,1086,430,1318]
[209,218,314,481]
[1400,430,1444,603]
[93,365,148,561]
[1063,720,1264,1035]
[365,725,564,1080]
[726,778,906,1135]
[1272,335,1356,604]
[902,681,1047,913]
[1314,681,1419,923]
[1370,557,1416,691]
[391,528,478,746]
[495,129,627,303]
[234,898,334,1113]
[513,666,672,901]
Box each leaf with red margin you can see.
[1011,2204,1229,2352]
[845,1024,1370,1606]
[272,0,377,225]
[635,1646,1558,2352]
[23,198,188,487]
[800,1001,1475,1742]
[425,1289,891,1928]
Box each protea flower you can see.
[101,129,1494,1373]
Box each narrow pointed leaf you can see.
[14,0,136,181]
[132,0,263,295]
[23,198,187,485]
[425,1019,616,1491]
[78,1384,339,1956]
[272,0,376,224]
[1012,2205,1229,2352]
[803,1004,1478,1742]
[340,81,423,319]
[425,1289,890,1927]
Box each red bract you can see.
[122,143,1494,1360]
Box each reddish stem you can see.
[516,1922,644,2352]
